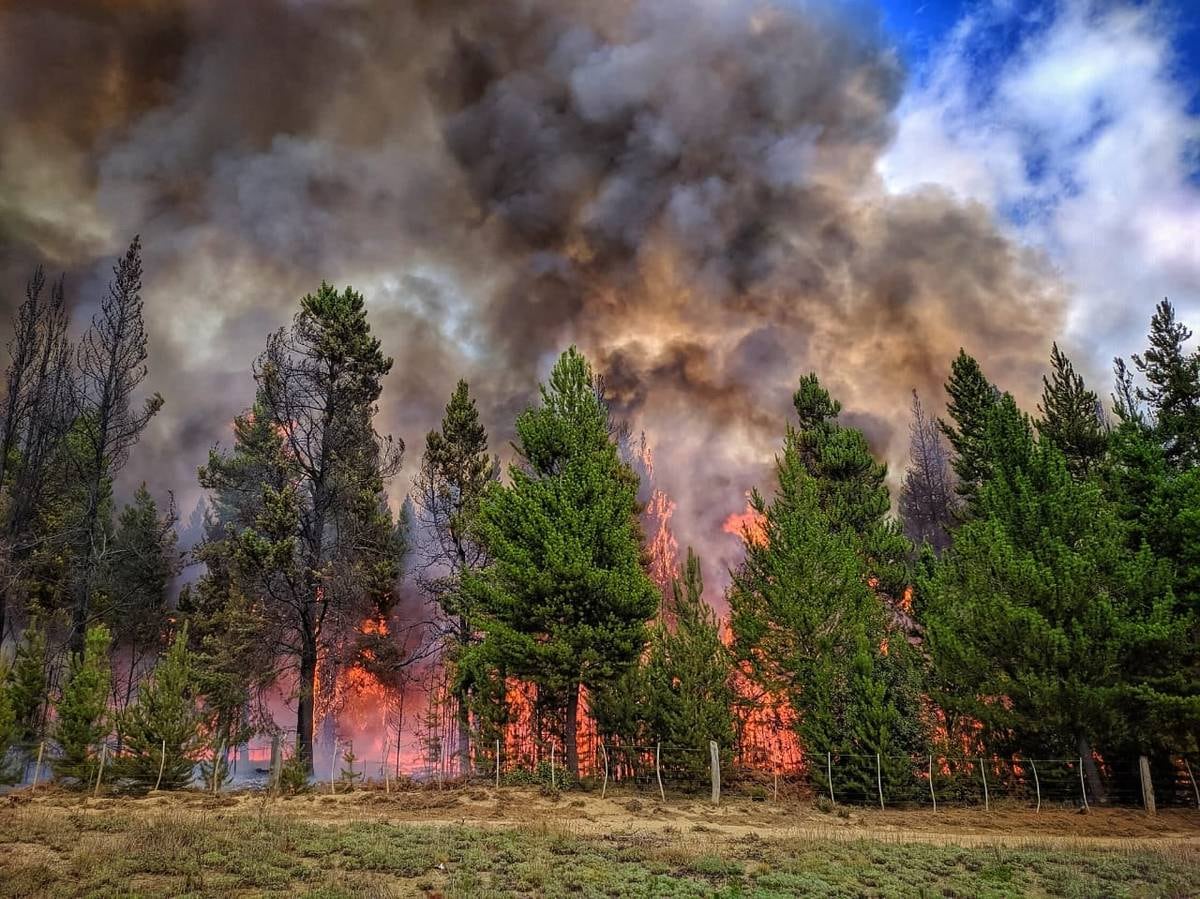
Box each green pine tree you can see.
[642,549,735,781]
[1037,343,1108,480]
[729,375,923,796]
[53,623,112,784]
[939,350,1000,510]
[1132,299,1200,469]
[924,396,1197,795]
[7,620,48,742]
[466,347,658,775]
[0,677,17,783]
[413,379,498,776]
[119,625,203,789]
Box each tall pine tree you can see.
[1037,343,1108,480]
[467,347,657,775]
[940,350,999,511]
[413,380,497,776]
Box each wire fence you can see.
[5,735,1200,812]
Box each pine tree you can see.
[923,396,1197,793]
[53,623,112,784]
[467,347,658,775]
[0,679,16,783]
[119,625,203,789]
[413,380,498,776]
[104,484,179,712]
[1132,299,1200,469]
[642,549,735,781]
[7,620,47,742]
[940,350,1000,510]
[70,237,163,650]
[900,390,957,554]
[202,283,405,771]
[1037,343,1108,480]
[729,375,922,792]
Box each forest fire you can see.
[723,501,768,547]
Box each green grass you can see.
[0,806,1195,897]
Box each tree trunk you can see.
[298,640,318,774]
[564,683,580,777]
[1077,734,1107,804]
[456,691,471,778]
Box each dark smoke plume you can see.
[0,0,1062,592]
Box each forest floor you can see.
[1,784,1198,897]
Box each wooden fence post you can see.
[550,743,556,790]
[31,741,44,791]
[601,744,609,799]
[928,755,936,811]
[655,742,665,802]
[93,744,107,798]
[1078,757,1089,811]
[213,741,225,794]
[773,771,779,804]
[876,753,884,810]
[1183,758,1200,809]
[709,740,720,805]
[269,735,281,795]
[1139,755,1156,815]
[827,752,834,804]
[155,739,167,791]
[1030,758,1041,813]
[495,739,501,790]
[980,758,989,812]
[330,741,338,795]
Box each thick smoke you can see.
[0,0,1062,592]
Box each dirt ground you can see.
[8,784,1198,854]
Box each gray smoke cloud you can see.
[0,0,1063,594]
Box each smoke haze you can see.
[0,0,1064,590]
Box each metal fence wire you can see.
[3,736,1199,811]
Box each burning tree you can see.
[199,283,406,771]
[466,347,658,776]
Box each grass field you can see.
[1,787,1197,897]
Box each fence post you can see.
[980,758,989,812]
[31,741,45,791]
[876,753,884,810]
[1183,758,1200,809]
[330,741,338,795]
[1138,755,1156,815]
[655,742,665,802]
[155,739,167,791]
[93,743,107,798]
[269,735,281,795]
[213,741,225,794]
[1030,758,1041,813]
[709,740,720,805]
[550,743,556,790]
[1078,757,1089,811]
[601,744,609,799]
[827,752,834,804]
[495,739,501,790]
[928,755,936,812]
[774,770,779,804]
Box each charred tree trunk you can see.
[1077,734,1107,804]
[564,682,580,777]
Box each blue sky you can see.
[873,0,1200,365]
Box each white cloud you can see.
[880,0,1200,376]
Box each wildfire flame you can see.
[722,498,767,547]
